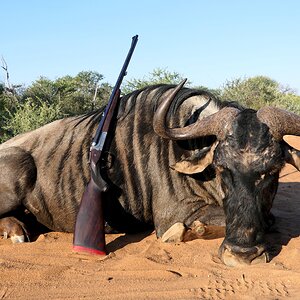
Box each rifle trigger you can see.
[100,152,114,170]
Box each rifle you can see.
[73,35,138,255]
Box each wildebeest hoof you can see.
[219,240,269,267]
[0,217,30,243]
[221,248,268,267]
[183,220,206,242]
[189,220,206,233]
[10,235,25,243]
[161,222,186,242]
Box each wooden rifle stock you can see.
[73,179,106,255]
[73,36,138,255]
[73,90,120,255]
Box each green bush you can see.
[122,68,188,94]
[3,97,63,137]
[1,70,300,144]
[274,93,300,115]
[220,76,300,114]
[221,76,281,109]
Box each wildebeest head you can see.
[153,79,300,266]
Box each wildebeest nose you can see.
[218,240,269,267]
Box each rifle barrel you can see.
[93,35,138,146]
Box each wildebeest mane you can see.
[117,84,224,121]
[71,84,236,132]
[71,109,104,129]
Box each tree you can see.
[2,69,300,144]
[1,71,112,142]
[275,93,300,115]
[220,75,300,113]
[221,76,281,109]
[3,98,62,137]
[122,68,189,94]
[0,83,7,141]
[22,71,112,116]
[22,77,59,105]
[0,82,21,142]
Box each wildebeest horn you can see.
[153,79,240,140]
[257,107,300,141]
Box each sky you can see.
[1,0,300,93]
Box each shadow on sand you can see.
[266,181,300,261]
[106,230,153,253]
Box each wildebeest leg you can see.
[158,200,226,243]
[183,221,225,241]
[0,216,30,243]
[0,147,37,243]
[161,222,187,242]
[161,220,225,243]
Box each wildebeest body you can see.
[0,85,224,234]
[0,115,94,232]
[1,82,300,267]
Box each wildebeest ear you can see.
[284,146,300,171]
[171,142,218,174]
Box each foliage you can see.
[3,98,63,138]
[221,76,300,113]
[122,68,189,94]
[275,93,300,115]
[21,77,58,105]
[0,84,20,142]
[22,71,112,115]
[54,71,110,115]
[221,76,280,109]
[0,71,112,142]
[1,68,300,144]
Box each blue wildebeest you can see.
[0,80,300,266]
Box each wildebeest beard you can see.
[214,109,284,252]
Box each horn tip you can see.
[181,78,188,85]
